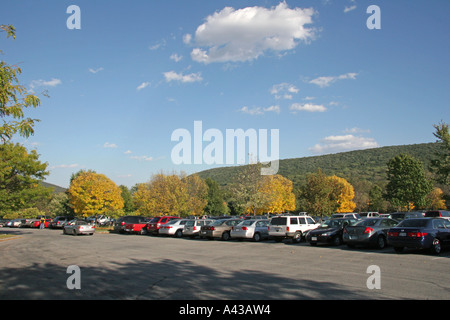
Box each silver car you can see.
[230,219,270,242]
[183,219,213,238]
[63,220,95,236]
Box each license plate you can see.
[399,232,406,237]
[349,235,358,240]
[311,237,317,241]
[201,231,206,234]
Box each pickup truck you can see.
[114,216,151,234]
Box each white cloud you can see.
[270,83,299,100]
[190,2,316,64]
[130,155,153,161]
[344,5,357,13]
[50,163,79,169]
[309,134,379,154]
[290,103,327,113]
[163,71,203,83]
[239,105,281,115]
[124,150,132,155]
[30,78,62,90]
[309,72,358,88]
[170,53,183,62]
[136,82,151,91]
[88,67,104,74]
[103,142,118,148]
[344,127,371,134]
[183,34,192,44]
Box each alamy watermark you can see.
[171,121,280,175]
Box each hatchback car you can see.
[387,218,450,254]
[343,218,399,249]
[183,219,213,238]
[230,219,270,242]
[306,218,358,246]
[63,220,95,236]
[200,218,241,240]
[158,219,190,237]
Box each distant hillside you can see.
[196,142,440,188]
[41,181,67,193]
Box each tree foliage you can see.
[0,142,51,214]
[68,170,124,218]
[1,24,43,142]
[430,121,450,185]
[385,154,433,211]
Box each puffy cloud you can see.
[309,134,379,154]
[190,2,315,64]
[309,73,358,88]
[290,103,327,113]
[136,82,151,91]
[163,71,203,83]
[270,83,299,100]
[30,78,62,90]
[239,105,281,115]
[103,142,118,148]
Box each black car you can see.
[306,218,357,246]
[343,218,399,249]
[387,218,450,254]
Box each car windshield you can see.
[166,219,180,225]
[320,219,346,228]
[355,219,379,227]
[397,219,429,228]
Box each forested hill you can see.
[196,142,440,188]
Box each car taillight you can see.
[364,227,374,234]
[193,226,197,231]
[121,222,125,226]
[242,227,248,231]
[165,226,172,229]
[286,226,290,232]
[408,232,427,237]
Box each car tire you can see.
[292,232,302,244]
[175,229,183,238]
[376,236,386,250]
[253,233,261,242]
[333,236,343,246]
[221,232,231,241]
[430,238,441,255]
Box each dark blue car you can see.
[387,218,450,254]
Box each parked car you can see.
[306,218,358,246]
[158,219,191,237]
[200,218,241,241]
[390,212,424,221]
[123,217,152,234]
[50,216,75,229]
[32,219,51,228]
[387,218,450,254]
[21,218,39,228]
[359,212,380,219]
[343,218,399,249]
[268,214,319,243]
[63,219,95,235]
[7,219,25,228]
[424,210,450,220]
[183,219,213,238]
[114,215,150,234]
[230,219,270,242]
[331,213,361,220]
[145,216,181,235]
[0,219,10,227]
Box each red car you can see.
[32,219,51,228]
[144,216,180,235]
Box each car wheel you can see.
[292,232,302,243]
[253,233,261,242]
[221,232,231,241]
[376,236,386,249]
[333,236,342,246]
[430,238,441,255]
[175,229,183,238]
[73,229,77,236]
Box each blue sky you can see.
[1,0,449,188]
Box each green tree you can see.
[119,185,134,213]
[204,178,229,216]
[0,143,51,214]
[430,121,450,185]
[300,169,336,218]
[368,185,385,212]
[1,25,43,142]
[385,154,433,211]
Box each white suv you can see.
[269,215,320,243]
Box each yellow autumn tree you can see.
[68,171,124,218]
[425,187,447,210]
[328,175,356,213]
[255,174,296,214]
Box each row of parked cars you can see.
[113,210,450,255]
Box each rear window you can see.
[270,217,287,226]
[397,219,429,228]
[150,217,161,223]
[356,219,378,226]
[425,211,440,217]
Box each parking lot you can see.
[0,227,449,300]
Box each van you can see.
[268,215,319,243]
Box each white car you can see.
[269,215,320,243]
[183,219,213,238]
[231,219,270,242]
[158,219,190,237]
[63,220,95,236]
